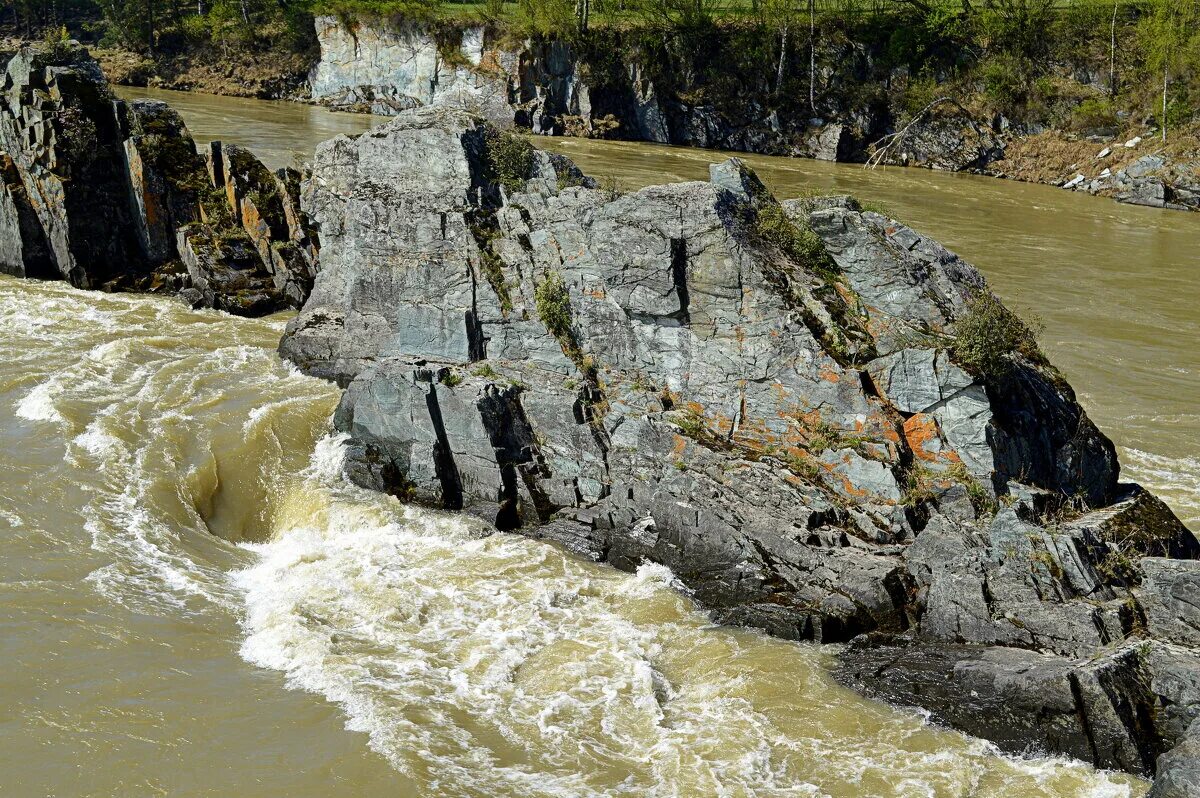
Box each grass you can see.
[752,201,839,282]
[483,126,535,194]
[901,465,939,508]
[952,292,1043,378]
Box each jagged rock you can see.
[1151,721,1200,798]
[279,106,1198,789]
[0,44,313,314]
[0,42,144,286]
[117,99,208,264]
[838,639,1173,775]
[0,151,52,277]
[176,224,281,315]
[870,110,1005,171]
[1138,559,1200,647]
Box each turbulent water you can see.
[0,276,1144,797]
[3,87,1194,796]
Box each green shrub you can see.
[952,292,1042,377]
[981,54,1027,110]
[483,127,535,193]
[1070,97,1117,132]
[535,269,572,340]
[753,203,838,281]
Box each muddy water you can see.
[3,86,1190,797]
[116,86,381,170]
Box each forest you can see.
[1,0,1197,136]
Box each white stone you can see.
[1124,136,1142,148]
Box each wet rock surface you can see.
[0,42,317,315]
[279,105,1199,790]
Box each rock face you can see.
[308,17,1198,214]
[307,17,880,161]
[309,18,515,126]
[0,42,317,314]
[280,105,1200,791]
[868,107,1005,172]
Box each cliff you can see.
[0,42,317,315]
[306,16,1200,213]
[278,105,1200,794]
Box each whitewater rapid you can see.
[0,276,1150,797]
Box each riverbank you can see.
[29,0,1197,214]
[105,9,1200,212]
[92,43,313,100]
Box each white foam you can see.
[16,379,65,423]
[1120,447,1200,527]
[229,445,1145,797]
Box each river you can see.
[1,86,1191,797]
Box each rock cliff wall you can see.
[308,16,1200,212]
[279,105,1199,794]
[308,16,864,161]
[0,43,317,315]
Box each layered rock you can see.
[0,42,317,314]
[307,16,876,161]
[309,18,514,125]
[280,105,1200,790]
[867,106,1005,172]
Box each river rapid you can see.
[1,87,1192,797]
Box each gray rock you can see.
[0,45,311,314]
[1139,559,1200,647]
[1150,726,1200,798]
[279,105,1199,786]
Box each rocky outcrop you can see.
[307,16,882,160]
[0,42,318,314]
[309,18,514,125]
[868,107,1005,172]
[279,105,1200,790]
[1059,151,1200,212]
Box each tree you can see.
[756,0,797,94]
[1109,0,1118,97]
[1140,0,1200,142]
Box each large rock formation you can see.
[280,105,1199,791]
[307,16,875,161]
[0,42,317,314]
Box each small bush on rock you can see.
[1070,97,1118,132]
[753,203,838,281]
[535,269,572,340]
[484,127,535,193]
[952,292,1042,377]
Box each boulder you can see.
[279,106,1199,789]
[0,44,315,314]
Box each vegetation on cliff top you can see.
[5,0,1199,136]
